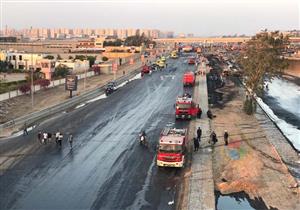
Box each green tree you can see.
[124,34,156,47]
[44,55,55,60]
[75,55,86,61]
[53,64,70,79]
[57,54,62,60]
[87,56,96,67]
[102,56,108,62]
[239,31,289,94]
[0,61,9,72]
[68,55,74,59]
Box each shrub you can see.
[102,56,108,62]
[35,79,50,89]
[44,55,55,60]
[19,83,31,94]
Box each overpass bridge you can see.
[154,37,250,44]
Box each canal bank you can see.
[209,75,299,210]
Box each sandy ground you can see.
[210,78,299,209]
[0,61,143,124]
[0,73,26,82]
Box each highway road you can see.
[0,57,196,210]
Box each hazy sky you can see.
[0,0,299,36]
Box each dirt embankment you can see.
[209,76,299,209]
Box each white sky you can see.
[0,0,299,36]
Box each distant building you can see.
[55,59,89,72]
[5,52,44,70]
[0,36,17,42]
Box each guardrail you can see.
[0,67,142,134]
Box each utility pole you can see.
[84,47,87,91]
[31,43,34,108]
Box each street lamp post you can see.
[30,44,34,108]
[84,47,87,91]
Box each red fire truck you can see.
[183,72,195,86]
[175,95,202,119]
[157,128,187,168]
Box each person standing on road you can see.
[193,137,199,151]
[42,132,48,144]
[210,131,218,145]
[224,130,229,146]
[197,127,202,142]
[68,134,73,149]
[37,131,42,144]
[23,123,28,136]
[58,132,63,147]
[55,130,60,144]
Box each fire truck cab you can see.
[157,128,187,168]
[175,95,201,119]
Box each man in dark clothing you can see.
[207,110,213,119]
[210,131,218,145]
[37,131,42,144]
[197,106,202,118]
[197,127,202,142]
[224,130,229,146]
[23,123,28,136]
[193,137,199,151]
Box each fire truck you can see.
[183,72,195,86]
[157,128,187,168]
[175,95,202,119]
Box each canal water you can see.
[215,191,274,210]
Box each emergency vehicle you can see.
[141,64,150,74]
[183,72,195,86]
[157,128,187,168]
[175,95,201,119]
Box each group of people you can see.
[37,130,74,149]
[193,127,229,151]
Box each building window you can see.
[13,55,16,60]
[19,55,22,60]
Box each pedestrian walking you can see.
[210,131,218,145]
[55,131,60,144]
[37,131,42,144]
[58,133,63,147]
[68,134,73,149]
[197,127,202,142]
[197,106,202,118]
[224,130,229,146]
[193,137,199,151]
[42,132,48,144]
[23,123,28,136]
[123,70,125,75]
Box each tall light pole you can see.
[84,47,87,91]
[30,43,34,108]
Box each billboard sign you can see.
[65,75,78,91]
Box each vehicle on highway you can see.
[141,64,150,74]
[139,131,148,147]
[170,51,178,59]
[160,56,166,62]
[143,51,150,58]
[175,94,202,120]
[182,45,193,52]
[156,59,166,69]
[157,127,187,168]
[188,57,196,65]
[183,71,195,86]
[105,81,117,96]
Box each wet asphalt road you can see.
[0,57,196,210]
